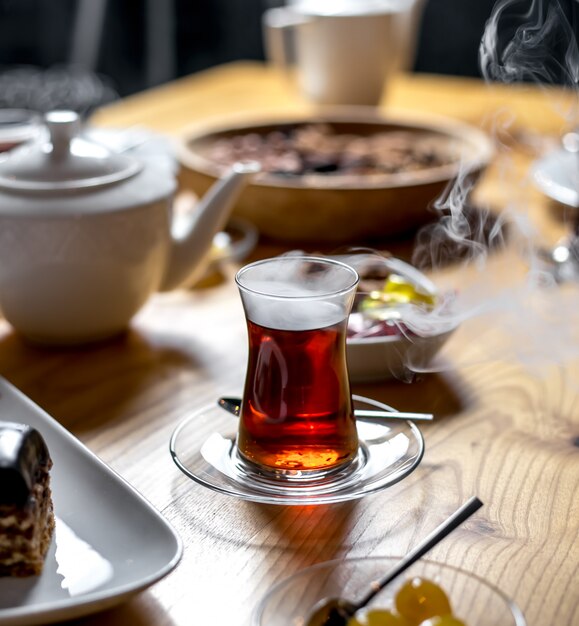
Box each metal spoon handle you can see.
[355,496,484,610]
[354,410,433,421]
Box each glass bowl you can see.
[252,557,526,626]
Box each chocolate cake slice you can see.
[0,422,55,576]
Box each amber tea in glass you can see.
[235,256,359,477]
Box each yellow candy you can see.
[347,608,410,626]
[395,577,452,625]
[382,275,435,306]
[358,275,435,321]
[419,616,467,626]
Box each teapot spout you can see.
[160,161,260,291]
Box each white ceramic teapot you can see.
[0,111,259,344]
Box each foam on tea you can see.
[237,257,358,331]
[243,285,346,332]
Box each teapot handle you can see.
[159,162,260,291]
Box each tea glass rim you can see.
[235,255,359,300]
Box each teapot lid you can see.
[0,111,142,192]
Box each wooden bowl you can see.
[176,110,494,244]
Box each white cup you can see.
[263,0,425,106]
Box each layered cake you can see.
[0,422,55,576]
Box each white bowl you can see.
[346,257,456,383]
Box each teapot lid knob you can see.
[45,111,81,160]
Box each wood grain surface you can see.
[1,63,577,626]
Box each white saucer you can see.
[169,395,424,505]
[533,148,579,208]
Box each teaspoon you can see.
[218,396,434,422]
[305,496,484,626]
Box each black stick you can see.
[353,496,484,610]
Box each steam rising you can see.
[0,66,118,117]
[480,0,579,88]
[406,0,579,377]
[247,0,578,378]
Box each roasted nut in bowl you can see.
[176,110,494,244]
[252,557,527,626]
[345,257,456,383]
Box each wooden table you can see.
[2,63,578,625]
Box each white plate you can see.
[0,377,183,626]
[532,148,579,208]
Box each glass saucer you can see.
[169,395,424,505]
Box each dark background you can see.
[0,0,497,97]
[0,0,575,110]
